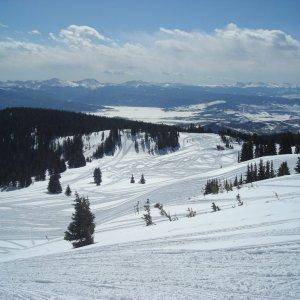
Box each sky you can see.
[0,0,299,84]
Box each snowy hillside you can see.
[0,132,299,299]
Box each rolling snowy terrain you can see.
[0,132,299,299]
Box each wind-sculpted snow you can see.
[0,132,299,299]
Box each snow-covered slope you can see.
[0,132,299,299]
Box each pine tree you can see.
[279,135,292,154]
[130,174,135,183]
[93,167,102,186]
[294,157,300,173]
[253,163,258,181]
[47,173,62,194]
[258,159,265,180]
[239,174,243,186]
[65,185,72,196]
[224,180,230,192]
[140,174,146,184]
[246,164,252,183]
[233,175,238,187]
[277,161,290,177]
[240,141,253,162]
[265,161,271,179]
[141,199,153,226]
[64,193,95,248]
[270,161,275,178]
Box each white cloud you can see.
[50,25,108,47]
[0,23,299,84]
[28,29,41,35]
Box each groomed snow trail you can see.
[0,132,299,299]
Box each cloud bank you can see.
[0,23,299,84]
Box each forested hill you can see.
[0,108,180,189]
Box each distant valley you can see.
[1,78,299,133]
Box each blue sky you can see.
[1,0,300,38]
[0,0,299,83]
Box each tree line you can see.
[204,158,299,195]
[0,107,180,189]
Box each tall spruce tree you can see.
[64,193,95,248]
[93,167,102,186]
[270,161,275,178]
[258,159,265,180]
[265,161,271,179]
[47,173,62,194]
[240,141,253,162]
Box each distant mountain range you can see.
[0,78,299,133]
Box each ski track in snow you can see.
[0,132,300,299]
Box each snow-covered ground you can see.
[0,132,299,299]
[91,102,225,124]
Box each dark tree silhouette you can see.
[240,141,253,162]
[277,161,290,177]
[64,193,95,248]
[65,185,72,196]
[140,174,146,184]
[47,173,62,194]
[130,174,135,183]
[93,167,102,186]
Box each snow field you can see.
[0,132,299,299]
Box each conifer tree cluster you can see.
[64,135,86,168]
[93,129,121,159]
[0,108,180,189]
[130,127,179,152]
[277,161,290,176]
[245,159,275,183]
[204,159,293,195]
[64,193,95,248]
[204,179,220,195]
[239,132,299,163]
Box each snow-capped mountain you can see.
[0,78,104,90]
[1,79,299,133]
